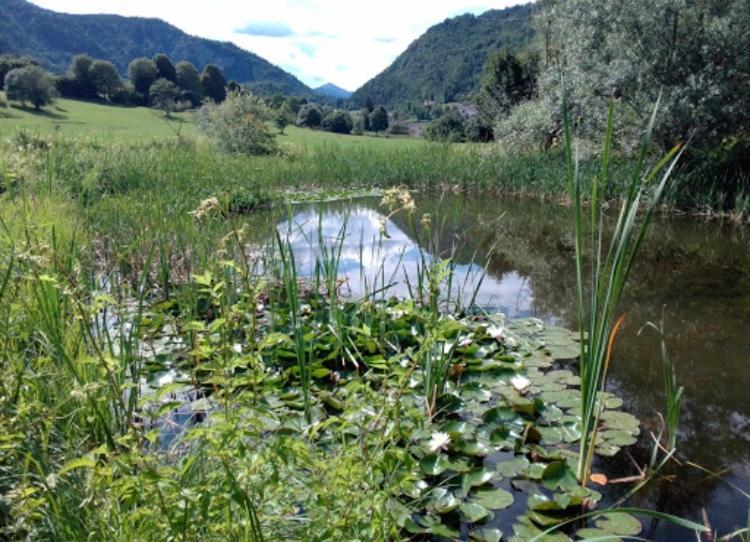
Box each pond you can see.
[257,193,749,539]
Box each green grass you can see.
[0,94,197,141]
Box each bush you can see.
[322,110,353,134]
[195,91,277,155]
[465,118,494,142]
[297,104,323,128]
[494,98,558,151]
[388,122,410,136]
[426,111,465,142]
[4,66,56,109]
[369,106,389,132]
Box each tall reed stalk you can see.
[565,97,685,484]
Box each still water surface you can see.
[266,193,749,538]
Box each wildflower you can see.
[427,432,451,452]
[420,213,432,230]
[510,375,531,393]
[188,197,221,221]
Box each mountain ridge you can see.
[314,83,352,99]
[0,0,311,95]
[351,3,535,108]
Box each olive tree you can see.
[4,66,56,109]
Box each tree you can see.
[475,49,535,125]
[128,58,158,98]
[64,54,97,99]
[153,54,177,83]
[364,96,375,113]
[322,110,353,134]
[0,55,38,90]
[274,108,293,134]
[201,64,227,103]
[268,93,286,109]
[149,78,180,114]
[426,110,466,142]
[90,60,122,101]
[4,66,56,109]
[284,96,302,114]
[175,61,203,107]
[227,80,241,93]
[532,0,750,194]
[369,106,389,132]
[297,104,323,128]
[195,91,276,155]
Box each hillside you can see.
[351,3,535,108]
[314,83,352,99]
[0,0,310,95]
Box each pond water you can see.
[264,193,749,539]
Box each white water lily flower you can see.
[511,375,531,393]
[487,325,504,340]
[504,336,517,349]
[458,335,473,348]
[427,432,451,453]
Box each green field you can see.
[0,94,426,150]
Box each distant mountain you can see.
[0,0,311,96]
[314,83,352,99]
[351,3,535,108]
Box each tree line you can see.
[1,52,234,111]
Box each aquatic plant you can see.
[564,97,685,484]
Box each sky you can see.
[30,0,530,91]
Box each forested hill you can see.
[0,0,311,95]
[351,3,535,108]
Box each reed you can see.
[564,96,685,484]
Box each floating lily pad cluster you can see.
[137,293,642,541]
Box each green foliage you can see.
[89,59,122,101]
[0,0,310,95]
[475,49,536,125]
[351,4,535,108]
[297,104,323,128]
[274,105,294,134]
[4,65,57,109]
[149,78,181,113]
[322,110,354,134]
[529,0,750,199]
[196,91,276,155]
[127,57,158,97]
[153,53,176,82]
[201,64,227,103]
[175,60,203,107]
[426,110,466,142]
[369,105,389,132]
[0,54,38,90]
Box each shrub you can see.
[149,78,181,113]
[297,104,323,128]
[465,118,494,142]
[426,111,465,142]
[195,91,277,155]
[369,106,389,132]
[322,110,353,134]
[388,122,410,136]
[494,98,558,151]
[4,66,56,109]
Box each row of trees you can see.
[1,52,234,112]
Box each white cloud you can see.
[28,0,531,90]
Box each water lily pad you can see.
[459,440,492,457]
[496,456,530,478]
[420,454,451,476]
[576,527,622,541]
[484,406,520,425]
[431,488,461,514]
[462,467,496,494]
[469,527,503,542]
[442,420,476,439]
[595,512,642,536]
[471,487,514,510]
[459,502,492,523]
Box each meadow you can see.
[0,95,747,541]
